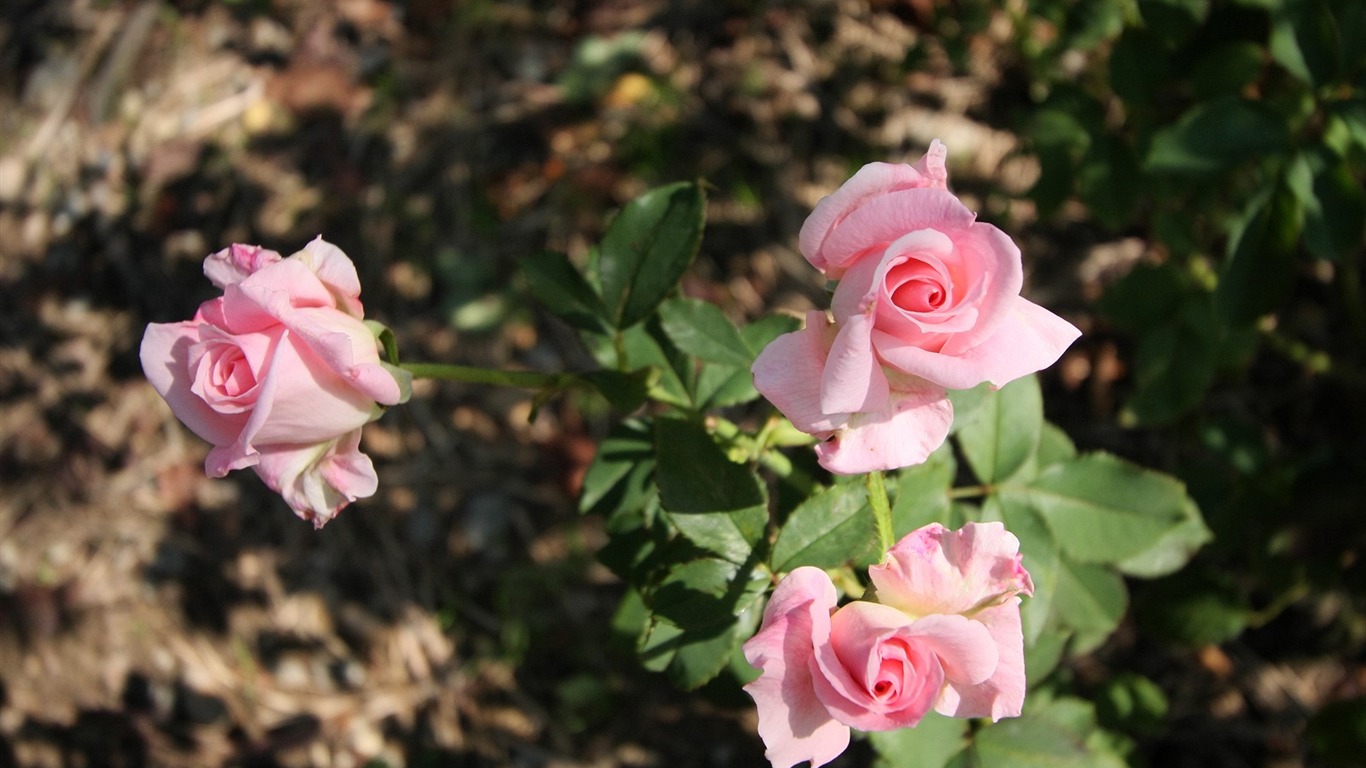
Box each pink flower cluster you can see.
[140,239,408,527]
[753,141,1080,473]
[743,522,1033,768]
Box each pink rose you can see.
[140,239,409,527]
[743,522,1032,768]
[753,141,1080,473]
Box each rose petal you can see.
[188,324,275,413]
[296,237,365,317]
[873,295,1080,391]
[203,329,286,476]
[228,258,338,325]
[253,428,378,528]
[904,613,999,688]
[245,330,381,445]
[814,188,977,279]
[752,311,844,437]
[742,567,851,768]
[799,146,950,275]
[229,260,401,408]
[815,382,952,475]
[934,599,1027,721]
[283,307,401,405]
[203,243,283,289]
[819,601,943,731]
[869,522,1033,619]
[140,321,245,447]
[819,310,890,415]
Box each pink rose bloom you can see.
[753,141,1080,473]
[140,239,408,527]
[743,522,1033,768]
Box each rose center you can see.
[210,347,256,397]
[885,259,949,314]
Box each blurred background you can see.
[1,0,1364,766]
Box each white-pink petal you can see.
[799,146,951,276]
[819,311,889,415]
[815,383,952,475]
[816,188,977,279]
[140,321,246,448]
[743,567,850,768]
[203,244,283,289]
[933,599,1028,721]
[904,613,999,688]
[253,428,378,528]
[873,295,1080,391]
[297,237,365,317]
[751,311,843,437]
[870,522,1033,619]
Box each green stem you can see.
[400,362,567,389]
[948,485,991,500]
[867,470,894,554]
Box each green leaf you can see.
[666,504,767,565]
[771,483,876,573]
[741,313,802,351]
[1110,28,1173,105]
[890,444,956,539]
[1035,422,1078,471]
[579,368,653,413]
[1054,558,1128,654]
[1078,137,1141,230]
[1133,571,1250,645]
[1270,0,1342,87]
[639,619,730,689]
[522,250,609,332]
[1146,97,1291,176]
[1065,0,1127,50]
[954,375,1043,484]
[650,557,767,630]
[1330,99,1366,153]
[693,363,760,409]
[1289,149,1366,263]
[1216,176,1303,323]
[1125,297,1220,424]
[658,297,753,367]
[870,711,968,768]
[639,594,761,689]
[1025,624,1070,685]
[1001,453,1192,564]
[1098,262,1188,334]
[982,496,1060,645]
[945,383,992,434]
[1191,41,1267,99]
[1113,496,1211,578]
[1096,672,1169,736]
[618,322,691,407]
[597,182,706,329]
[609,587,651,649]
[971,696,1128,768]
[1026,109,1091,216]
[653,416,765,512]
[580,420,656,516]
[1139,0,1210,47]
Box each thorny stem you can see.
[867,470,894,554]
[400,362,568,390]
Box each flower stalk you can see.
[400,362,568,390]
[867,470,894,553]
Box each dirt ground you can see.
[0,1,1352,766]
